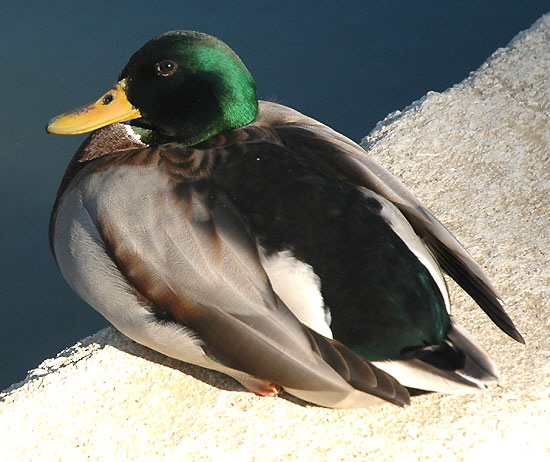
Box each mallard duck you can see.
[47,31,523,408]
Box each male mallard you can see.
[47,31,523,408]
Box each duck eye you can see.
[156,60,178,77]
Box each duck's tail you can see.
[372,321,499,393]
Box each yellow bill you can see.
[47,79,142,135]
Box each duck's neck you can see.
[134,84,258,146]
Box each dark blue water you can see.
[1,1,548,390]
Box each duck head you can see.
[47,31,258,146]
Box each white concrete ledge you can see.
[2,14,549,461]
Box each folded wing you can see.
[84,147,410,407]
[257,101,523,343]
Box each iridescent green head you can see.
[47,31,258,146]
[121,31,258,144]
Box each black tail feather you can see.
[429,237,524,343]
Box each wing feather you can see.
[91,154,408,407]
[256,101,523,342]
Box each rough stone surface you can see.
[2,14,549,462]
